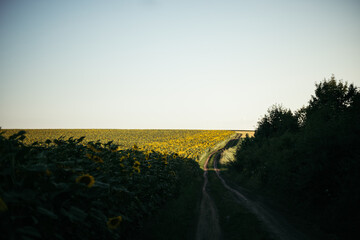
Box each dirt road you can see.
[196,150,222,240]
[196,134,313,240]
[211,137,311,240]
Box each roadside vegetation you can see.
[229,75,360,239]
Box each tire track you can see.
[196,151,222,240]
[213,148,310,240]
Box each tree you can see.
[233,75,360,239]
[255,104,298,139]
[306,75,358,123]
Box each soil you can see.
[196,151,222,240]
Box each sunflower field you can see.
[0,130,235,239]
[1,129,235,159]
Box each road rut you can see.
[213,145,310,240]
[196,151,222,240]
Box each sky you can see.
[1,0,359,130]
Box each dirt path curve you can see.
[213,149,310,240]
[196,151,222,240]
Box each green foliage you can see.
[309,75,358,113]
[231,75,360,239]
[255,104,298,139]
[0,131,201,239]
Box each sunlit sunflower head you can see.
[111,146,122,153]
[76,174,95,188]
[107,216,122,230]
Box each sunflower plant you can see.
[0,131,202,239]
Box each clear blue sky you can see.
[1,0,359,130]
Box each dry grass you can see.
[235,130,255,138]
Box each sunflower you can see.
[111,146,122,153]
[45,169,52,176]
[87,143,101,153]
[92,155,104,163]
[133,161,141,173]
[75,174,95,188]
[0,197,8,212]
[86,153,103,163]
[107,216,122,230]
[87,143,96,151]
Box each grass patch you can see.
[198,133,237,170]
[220,145,237,165]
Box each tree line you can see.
[231,75,360,239]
